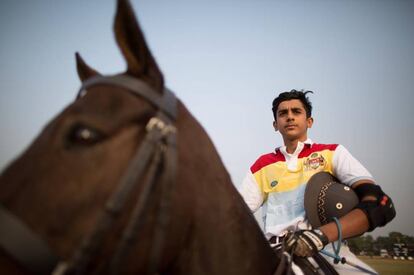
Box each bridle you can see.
[0,74,178,275]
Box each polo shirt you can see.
[239,139,374,238]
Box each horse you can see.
[0,0,330,274]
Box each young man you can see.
[239,90,395,274]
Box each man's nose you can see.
[287,111,294,121]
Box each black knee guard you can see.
[354,184,396,231]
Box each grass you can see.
[358,256,414,275]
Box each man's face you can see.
[273,99,313,142]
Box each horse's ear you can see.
[75,52,101,82]
[114,0,164,92]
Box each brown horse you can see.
[0,1,323,274]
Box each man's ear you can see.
[273,121,279,132]
[307,117,314,129]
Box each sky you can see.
[1,0,413,238]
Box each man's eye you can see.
[68,125,105,146]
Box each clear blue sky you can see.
[1,0,413,237]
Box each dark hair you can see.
[272,89,314,120]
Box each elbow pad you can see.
[354,184,396,232]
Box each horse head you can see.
[0,0,277,274]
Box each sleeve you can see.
[238,170,264,212]
[332,144,375,187]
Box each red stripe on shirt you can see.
[298,143,338,158]
[250,152,285,173]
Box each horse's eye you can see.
[68,125,104,146]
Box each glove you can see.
[284,229,329,257]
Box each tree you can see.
[389,231,404,243]
[376,236,393,252]
[348,235,374,254]
[348,232,414,256]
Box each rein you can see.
[0,74,177,275]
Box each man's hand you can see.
[284,229,329,257]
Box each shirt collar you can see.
[276,138,313,156]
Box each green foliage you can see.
[347,232,414,255]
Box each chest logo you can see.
[304,153,326,171]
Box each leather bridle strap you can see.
[146,124,176,274]
[108,119,176,274]
[0,204,59,274]
[77,75,177,120]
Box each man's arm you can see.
[319,179,373,242]
[320,178,396,242]
[239,171,264,212]
[285,179,395,257]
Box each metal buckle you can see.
[146,117,176,136]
